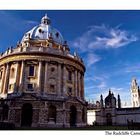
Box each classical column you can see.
[57,63,61,95]
[3,63,10,94]
[44,62,48,94]
[15,62,20,93]
[1,65,6,93]
[81,74,84,99]
[63,64,66,95]
[74,69,77,97]
[38,61,42,94]
[72,72,75,96]
[19,61,25,93]
[77,71,81,98]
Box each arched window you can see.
[48,105,56,123]
[10,68,15,78]
[68,71,72,82]
[2,104,9,121]
[29,66,35,76]
[106,113,112,125]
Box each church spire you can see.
[131,77,140,107]
[131,78,139,93]
[132,78,137,87]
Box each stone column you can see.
[15,62,20,93]
[77,71,81,98]
[3,63,10,94]
[44,62,48,94]
[79,72,81,99]
[1,65,6,93]
[81,74,84,99]
[19,61,25,93]
[63,64,66,95]
[72,72,74,96]
[38,61,42,94]
[57,63,61,95]
[74,69,77,97]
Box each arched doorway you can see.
[21,103,33,127]
[48,105,56,123]
[2,104,9,121]
[70,106,77,127]
[106,113,112,125]
[82,108,85,123]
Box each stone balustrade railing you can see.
[0,45,84,63]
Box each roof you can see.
[21,14,64,45]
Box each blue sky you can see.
[0,10,140,106]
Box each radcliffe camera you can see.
[0,10,140,130]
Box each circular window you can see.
[55,32,59,38]
[38,28,42,33]
[38,28,44,33]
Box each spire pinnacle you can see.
[132,77,137,87]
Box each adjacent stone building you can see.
[87,79,140,126]
[0,14,87,128]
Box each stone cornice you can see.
[0,52,85,72]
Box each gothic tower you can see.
[130,78,140,107]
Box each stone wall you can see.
[0,95,87,128]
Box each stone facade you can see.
[0,14,87,128]
[87,89,140,126]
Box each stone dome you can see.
[21,14,64,45]
[105,90,116,108]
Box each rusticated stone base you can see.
[0,94,87,128]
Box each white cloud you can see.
[23,20,39,25]
[97,81,106,89]
[73,24,138,51]
[87,53,101,66]
[124,65,140,73]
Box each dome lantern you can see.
[41,14,51,25]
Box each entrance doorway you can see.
[48,105,56,123]
[21,103,33,127]
[106,113,112,125]
[70,106,77,127]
